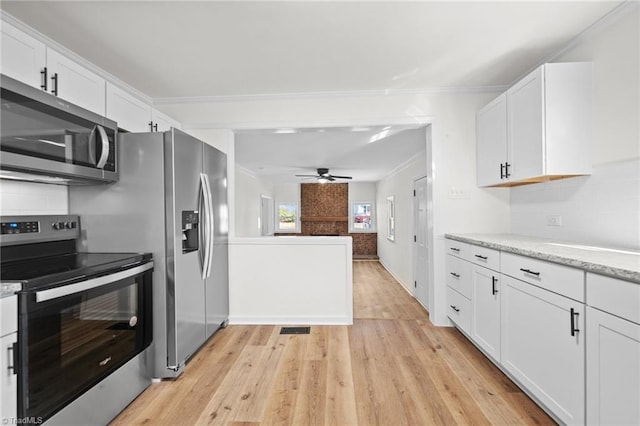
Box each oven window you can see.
[20,271,151,421]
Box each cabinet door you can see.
[586,307,640,425]
[0,21,46,89]
[471,265,500,361]
[508,66,544,181]
[152,108,182,132]
[47,48,106,116]
[0,332,17,421]
[501,275,584,424]
[106,83,152,133]
[476,93,507,187]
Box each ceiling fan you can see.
[295,168,352,183]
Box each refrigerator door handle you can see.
[202,174,215,279]
[199,173,212,280]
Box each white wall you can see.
[0,181,67,215]
[510,4,640,249]
[234,167,274,237]
[377,147,427,292]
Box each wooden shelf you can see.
[301,216,348,222]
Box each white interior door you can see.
[413,176,429,309]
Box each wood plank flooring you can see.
[111,261,555,425]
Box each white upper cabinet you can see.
[1,21,46,89]
[1,21,105,115]
[476,62,593,187]
[152,108,182,132]
[46,48,106,116]
[106,82,152,133]
[476,93,508,187]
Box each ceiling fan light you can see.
[318,177,329,184]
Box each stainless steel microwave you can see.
[0,74,118,185]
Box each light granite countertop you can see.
[444,233,640,283]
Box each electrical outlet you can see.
[547,215,562,227]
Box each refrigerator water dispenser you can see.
[181,210,199,253]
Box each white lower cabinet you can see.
[0,332,17,420]
[501,275,585,425]
[1,295,18,421]
[470,264,501,362]
[586,307,640,425]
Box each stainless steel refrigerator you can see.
[70,128,229,378]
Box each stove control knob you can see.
[52,221,65,230]
[65,221,77,229]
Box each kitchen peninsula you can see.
[228,236,353,325]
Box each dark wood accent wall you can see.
[300,183,377,257]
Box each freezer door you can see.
[165,129,206,370]
[203,143,229,338]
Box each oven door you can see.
[17,262,153,422]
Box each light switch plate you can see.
[547,215,562,226]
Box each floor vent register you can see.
[280,326,311,335]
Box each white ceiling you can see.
[0,1,624,183]
[0,1,622,98]
[235,125,426,182]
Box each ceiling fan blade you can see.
[295,174,319,177]
[330,175,352,179]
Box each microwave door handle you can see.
[95,125,109,169]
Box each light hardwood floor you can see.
[112,261,555,425]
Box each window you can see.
[350,202,375,232]
[387,196,395,241]
[277,202,300,233]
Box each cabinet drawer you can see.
[446,239,469,260]
[587,273,640,324]
[501,252,585,302]
[446,255,471,298]
[447,287,471,335]
[469,245,500,271]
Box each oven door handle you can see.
[35,262,153,303]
